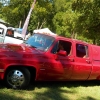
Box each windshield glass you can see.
[25,33,55,51]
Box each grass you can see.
[0,80,100,100]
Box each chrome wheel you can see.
[5,68,30,89]
[7,70,25,88]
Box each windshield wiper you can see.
[31,45,37,48]
[24,41,40,49]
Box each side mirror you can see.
[57,50,67,56]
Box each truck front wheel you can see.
[5,68,30,89]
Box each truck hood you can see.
[0,43,44,54]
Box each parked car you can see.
[0,30,100,89]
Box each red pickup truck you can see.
[0,32,100,89]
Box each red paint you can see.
[0,33,100,82]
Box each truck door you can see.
[44,40,74,80]
[71,43,92,80]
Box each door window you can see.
[6,28,23,40]
[76,44,88,58]
[51,40,72,56]
[6,29,14,37]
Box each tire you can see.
[4,67,30,89]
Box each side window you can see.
[6,28,23,40]
[51,40,72,56]
[51,42,59,54]
[76,44,88,58]
[6,29,14,37]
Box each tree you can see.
[28,0,54,32]
[72,0,100,44]
[1,0,33,27]
[0,2,3,18]
[52,0,80,38]
[1,0,100,45]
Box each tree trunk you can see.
[19,21,22,28]
[75,33,77,39]
[39,19,46,29]
[93,38,96,44]
[71,30,74,39]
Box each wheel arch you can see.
[4,65,37,82]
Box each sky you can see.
[0,0,10,5]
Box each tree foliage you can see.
[0,0,100,44]
[72,0,100,44]
[28,0,54,32]
[1,0,32,27]
[0,2,3,18]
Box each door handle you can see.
[68,58,74,62]
[86,60,90,64]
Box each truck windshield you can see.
[25,33,55,51]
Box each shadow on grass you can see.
[0,80,6,88]
[0,81,25,100]
[0,79,99,89]
[0,80,99,100]
[80,96,97,100]
[27,80,99,100]
[28,80,99,90]
[0,93,25,100]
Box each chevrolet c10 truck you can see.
[0,31,100,89]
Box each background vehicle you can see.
[0,23,7,43]
[0,23,24,44]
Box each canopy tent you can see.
[33,28,57,36]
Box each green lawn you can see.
[0,81,100,100]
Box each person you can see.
[57,42,64,52]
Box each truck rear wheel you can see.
[5,68,30,89]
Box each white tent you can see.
[33,28,57,36]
